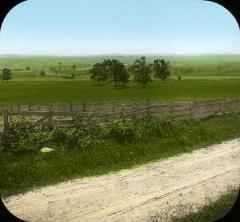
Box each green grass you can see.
[0,55,240,105]
[174,190,238,222]
[147,189,238,222]
[0,79,240,105]
[1,113,240,198]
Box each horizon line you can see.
[1,53,240,58]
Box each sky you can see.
[0,0,239,56]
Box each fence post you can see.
[189,101,193,119]
[69,100,73,112]
[17,104,20,112]
[28,104,31,111]
[2,109,9,133]
[146,99,151,118]
[121,104,124,118]
[168,101,173,117]
[57,102,60,113]
[112,103,115,112]
[83,101,86,112]
[220,99,225,114]
[48,104,53,124]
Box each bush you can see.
[103,117,177,144]
[104,118,141,144]
[2,117,53,153]
[1,115,178,153]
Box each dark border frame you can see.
[0,0,239,221]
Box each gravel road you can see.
[3,139,240,222]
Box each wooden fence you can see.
[1,99,240,133]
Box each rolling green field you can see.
[0,55,239,104]
[0,79,239,105]
[1,55,240,75]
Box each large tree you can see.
[108,59,129,87]
[130,57,152,88]
[153,59,170,82]
[1,68,12,82]
[90,59,129,86]
[89,61,109,84]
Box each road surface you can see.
[3,139,240,222]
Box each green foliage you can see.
[89,62,109,83]
[102,117,177,144]
[130,57,152,88]
[2,115,105,153]
[90,59,129,86]
[2,115,178,152]
[108,59,129,87]
[147,189,238,222]
[153,59,171,82]
[1,68,12,81]
[2,117,52,153]
[52,115,102,150]
[40,69,46,76]
[1,114,240,197]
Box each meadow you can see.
[1,55,240,74]
[0,55,240,105]
[0,79,240,105]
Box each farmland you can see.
[0,79,240,105]
[0,55,240,105]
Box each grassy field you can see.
[0,55,239,105]
[0,79,239,105]
[1,113,240,197]
[1,55,240,76]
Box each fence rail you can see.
[1,99,240,133]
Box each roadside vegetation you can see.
[147,188,238,222]
[1,113,240,197]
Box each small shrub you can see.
[103,117,177,144]
[1,115,179,152]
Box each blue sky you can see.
[0,0,239,56]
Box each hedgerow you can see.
[1,115,179,153]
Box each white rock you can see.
[40,147,55,153]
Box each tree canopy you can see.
[89,59,129,86]
[108,59,129,87]
[90,57,171,88]
[89,61,109,83]
[130,57,152,88]
[1,68,12,82]
[153,59,171,82]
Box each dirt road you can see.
[3,139,240,222]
